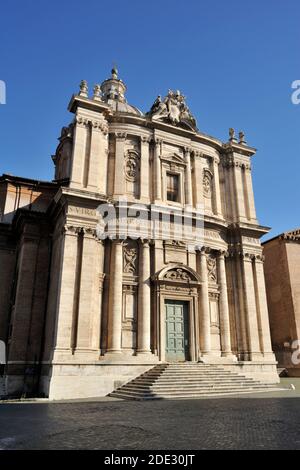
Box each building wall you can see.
[263,236,300,374]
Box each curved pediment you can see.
[154,263,201,283]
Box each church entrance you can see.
[165,300,189,362]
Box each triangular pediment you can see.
[162,152,185,165]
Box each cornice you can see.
[68,94,111,116]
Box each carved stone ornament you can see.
[203,169,213,198]
[124,150,139,182]
[147,90,197,131]
[164,268,192,281]
[207,255,217,282]
[123,243,138,274]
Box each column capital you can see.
[112,237,124,245]
[91,120,108,135]
[154,137,163,146]
[217,249,229,258]
[140,238,151,247]
[194,150,204,159]
[254,253,265,263]
[114,132,127,141]
[184,146,193,155]
[75,114,89,128]
[200,246,211,255]
[141,135,151,144]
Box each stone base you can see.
[45,362,159,400]
[200,354,237,364]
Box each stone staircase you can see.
[109,363,282,400]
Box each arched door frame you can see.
[152,264,202,362]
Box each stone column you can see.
[54,226,79,352]
[8,227,40,361]
[242,253,262,360]
[232,160,247,222]
[137,240,152,354]
[253,255,274,359]
[91,242,105,350]
[107,239,123,353]
[193,151,204,207]
[140,136,150,202]
[113,132,126,197]
[89,121,108,194]
[154,138,162,202]
[185,147,193,206]
[212,156,222,217]
[76,228,98,350]
[70,114,89,189]
[199,248,211,355]
[244,163,257,222]
[218,251,233,357]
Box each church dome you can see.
[100,67,143,117]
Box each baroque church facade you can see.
[0,69,278,399]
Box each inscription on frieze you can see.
[68,206,96,217]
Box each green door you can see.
[165,300,189,362]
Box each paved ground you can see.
[1,378,300,450]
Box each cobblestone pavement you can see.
[1,390,300,450]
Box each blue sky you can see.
[0,0,299,240]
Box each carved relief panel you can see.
[123,240,138,275]
[203,168,213,213]
[207,254,217,284]
[124,149,140,197]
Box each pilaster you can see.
[113,133,127,197]
[199,248,211,356]
[107,239,123,353]
[137,240,152,354]
[140,136,151,202]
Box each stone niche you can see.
[124,137,140,198]
[122,240,138,350]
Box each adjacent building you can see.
[0,68,278,399]
[263,229,300,376]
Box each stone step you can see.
[121,384,277,393]
[139,372,248,379]
[111,388,279,400]
[125,381,272,390]
[109,363,279,401]
[133,379,258,386]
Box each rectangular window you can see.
[167,173,179,202]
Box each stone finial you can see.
[111,66,118,79]
[93,84,102,101]
[79,80,88,97]
[238,131,246,145]
[229,128,237,142]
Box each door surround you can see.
[153,263,202,362]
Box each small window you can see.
[167,173,179,202]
